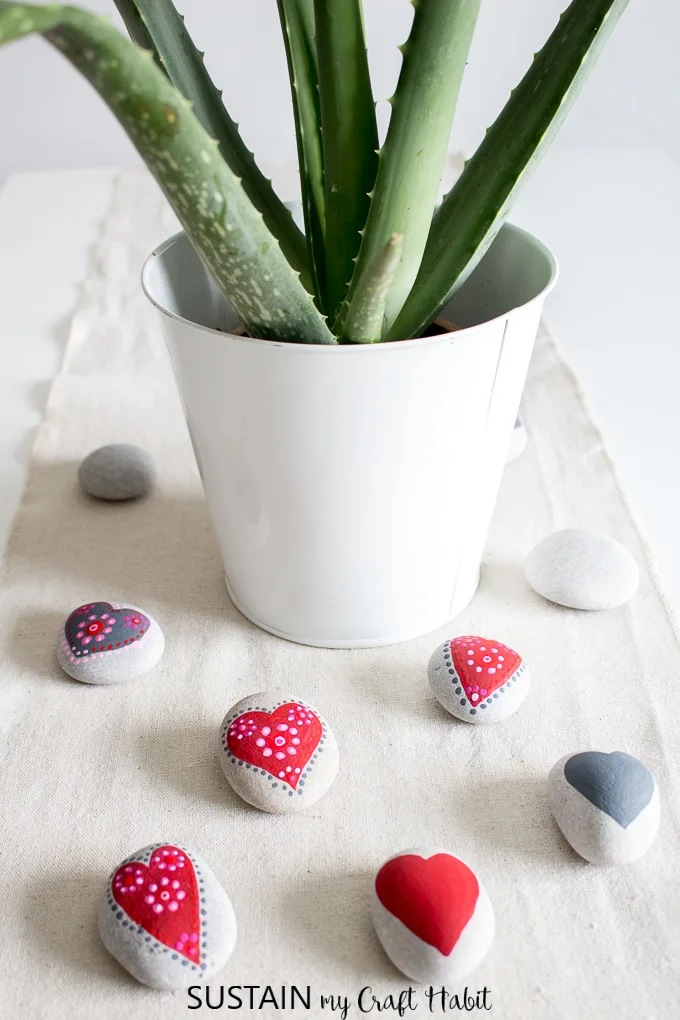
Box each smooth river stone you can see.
[57,600,165,684]
[219,691,339,813]
[548,751,660,864]
[371,848,494,984]
[78,443,155,500]
[524,528,639,610]
[506,417,528,463]
[428,635,530,724]
[99,843,236,990]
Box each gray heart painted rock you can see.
[548,751,660,864]
[564,751,654,827]
[428,635,530,725]
[57,600,165,684]
[219,691,339,813]
[98,843,236,990]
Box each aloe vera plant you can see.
[0,0,630,345]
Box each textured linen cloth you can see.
[1,170,679,1020]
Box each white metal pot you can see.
[143,224,557,648]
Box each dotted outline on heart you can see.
[442,636,526,716]
[105,844,209,975]
[220,697,328,801]
[60,602,152,664]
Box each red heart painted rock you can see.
[371,848,494,983]
[376,853,479,955]
[220,691,339,814]
[428,635,530,725]
[57,599,165,685]
[98,843,236,991]
[111,846,200,963]
[225,702,322,789]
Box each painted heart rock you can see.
[371,848,494,984]
[548,751,660,865]
[219,691,339,813]
[57,600,165,684]
[428,635,530,724]
[98,843,236,990]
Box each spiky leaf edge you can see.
[314,0,378,326]
[336,0,480,340]
[276,0,327,311]
[340,233,403,343]
[113,0,311,287]
[390,0,630,341]
[0,3,335,343]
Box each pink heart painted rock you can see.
[371,847,495,984]
[57,600,164,685]
[98,843,236,991]
[220,691,339,813]
[428,635,530,725]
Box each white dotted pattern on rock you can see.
[548,751,660,865]
[371,847,494,984]
[219,691,339,813]
[78,443,155,501]
[57,600,164,684]
[524,528,639,610]
[98,843,236,990]
[428,635,530,725]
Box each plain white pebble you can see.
[524,528,639,610]
[78,443,156,500]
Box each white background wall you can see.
[1,0,678,185]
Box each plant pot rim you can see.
[141,222,558,352]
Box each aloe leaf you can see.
[314,0,378,325]
[112,0,310,287]
[338,0,480,338]
[277,0,327,309]
[390,0,630,342]
[111,0,160,66]
[0,3,335,344]
[340,233,403,343]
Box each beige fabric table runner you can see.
[1,171,679,1019]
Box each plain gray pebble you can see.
[78,444,155,501]
[524,528,639,610]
